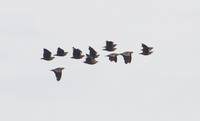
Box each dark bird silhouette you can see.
[54,47,68,56]
[89,46,99,58]
[84,54,97,65]
[106,53,119,63]
[120,51,133,64]
[71,47,84,59]
[51,67,65,81]
[103,41,117,51]
[41,48,55,61]
[140,43,153,55]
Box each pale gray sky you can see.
[0,0,200,121]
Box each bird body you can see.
[120,51,133,64]
[71,47,84,59]
[89,46,99,58]
[103,41,117,51]
[41,48,55,61]
[140,43,153,55]
[51,67,65,81]
[106,53,119,62]
[140,51,153,55]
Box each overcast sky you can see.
[0,0,200,121]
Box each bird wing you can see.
[54,72,62,81]
[106,41,114,48]
[43,48,51,58]
[122,55,131,64]
[109,56,117,62]
[106,41,113,46]
[89,46,97,57]
[142,43,149,53]
[76,49,82,56]
[57,47,64,55]
[105,41,117,51]
[73,48,81,57]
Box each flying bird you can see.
[140,43,153,55]
[71,47,84,59]
[88,46,99,58]
[103,41,117,51]
[106,53,119,63]
[120,51,133,64]
[54,47,68,56]
[84,54,97,65]
[41,48,55,61]
[51,67,65,81]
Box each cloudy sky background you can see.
[0,0,200,121]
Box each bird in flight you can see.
[120,51,133,64]
[140,43,153,55]
[84,54,98,65]
[51,67,65,81]
[103,41,117,51]
[41,48,55,61]
[106,53,119,63]
[88,46,99,58]
[71,47,84,59]
[41,42,154,82]
[54,47,68,56]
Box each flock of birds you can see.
[41,41,153,81]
